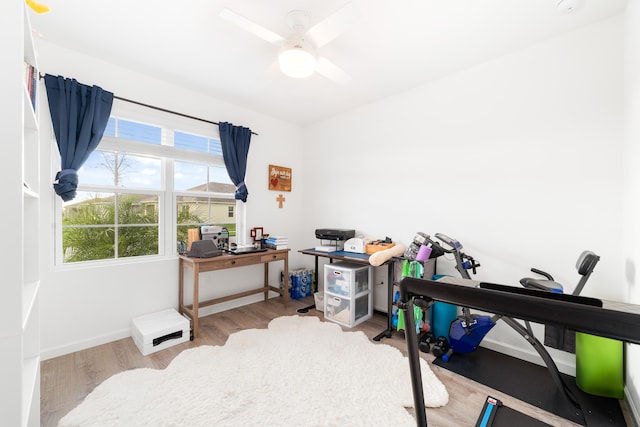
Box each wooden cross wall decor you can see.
[276,194,286,208]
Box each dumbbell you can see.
[431,336,449,359]
[418,332,435,353]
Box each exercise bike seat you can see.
[519,250,600,296]
[520,275,564,293]
[520,250,600,354]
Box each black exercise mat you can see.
[433,346,625,426]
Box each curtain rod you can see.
[114,95,259,136]
[39,73,259,136]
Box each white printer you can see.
[344,238,366,253]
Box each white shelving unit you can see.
[1,2,41,426]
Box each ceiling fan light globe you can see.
[278,47,317,78]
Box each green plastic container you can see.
[575,332,624,399]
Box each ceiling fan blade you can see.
[315,56,351,85]
[305,2,356,48]
[219,8,286,46]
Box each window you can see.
[56,100,238,264]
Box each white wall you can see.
[35,13,638,420]
[36,40,309,359]
[304,15,624,375]
[623,0,640,421]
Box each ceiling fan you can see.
[219,3,355,84]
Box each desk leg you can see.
[265,256,289,307]
[192,263,200,339]
[373,260,395,342]
[264,262,269,302]
[314,256,319,293]
[283,255,289,307]
[296,255,317,314]
[178,258,184,314]
[387,261,394,331]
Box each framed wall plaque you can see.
[268,164,292,192]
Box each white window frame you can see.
[53,100,239,266]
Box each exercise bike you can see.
[428,236,599,361]
[407,234,600,423]
[520,250,600,353]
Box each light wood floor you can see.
[41,297,634,426]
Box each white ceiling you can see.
[30,0,627,126]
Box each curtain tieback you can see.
[53,169,79,202]
[234,181,248,202]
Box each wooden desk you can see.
[178,249,290,338]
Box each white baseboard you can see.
[626,387,640,427]
[39,293,277,360]
[40,327,131,361]
[194,293,272,317]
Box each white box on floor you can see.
[131,309,191,356]
[314,292,325,312]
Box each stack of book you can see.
[264,235,288,250]
[23,61,38,111]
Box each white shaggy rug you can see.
[59,315,448,427]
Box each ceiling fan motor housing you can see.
[278,38,317,78]
[286,10,311,33]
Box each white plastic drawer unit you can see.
[324,293,373,327]
[323,262,373,327]
[131,309,191,355]
[324,261,371,297]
